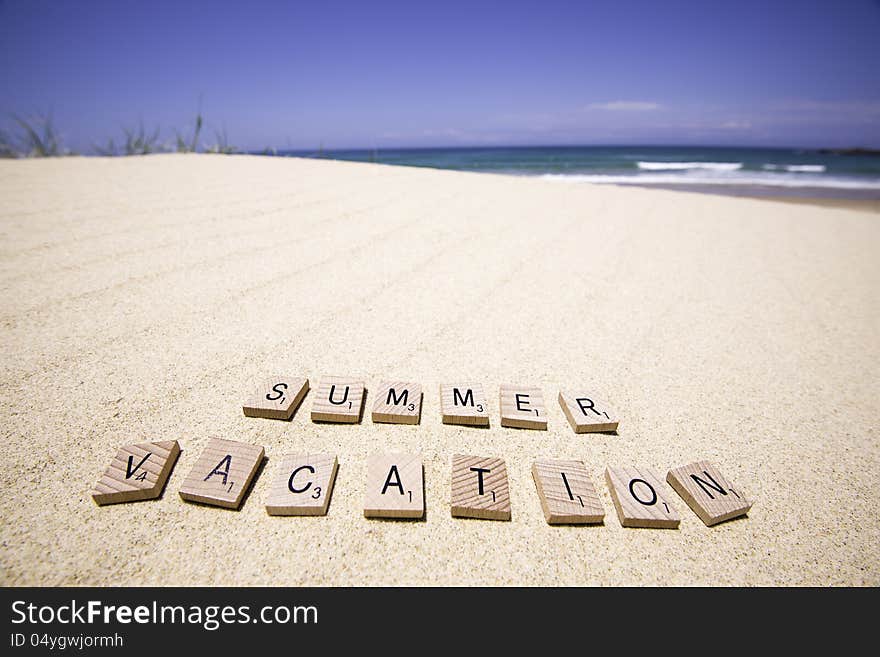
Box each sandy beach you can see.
[1,153,877,586]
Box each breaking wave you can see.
[637,161,743,171]
[762,164,827,173]
[539,171,880,190]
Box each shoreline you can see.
[743,195,880,213]
[257,147,880,204]
[619,183,880,212]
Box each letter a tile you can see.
[532,459,604,524]
[558,390,619,433]
[667,461,752,526]
[265,453,338,516]
[364,454,424,519]
[371,381,422,424]
[311,376,365,423]
[605,466,680,529]
[92,440,181,505]
[242,375,309,420]
[441,383,489,426]
[500,384,547,430]
[451,454,511,520]
[179,438,264,509]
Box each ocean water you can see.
[274,146,880,199]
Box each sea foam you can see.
[762,164,827,173]
[637,161,743,171]
[539,171,880,190]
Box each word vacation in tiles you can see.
[90,376,753,528]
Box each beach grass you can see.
[94,121,162,156]
[3,104,236,158]
[205,124,237,154]
[5,112,64,157]
[0,129,15,158]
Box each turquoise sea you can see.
[273,146,880,199]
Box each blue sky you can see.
[1,0,879,151]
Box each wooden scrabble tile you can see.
[371,380,422,424]
[242,375,309,420]
[179,438,264,509]
[265,453,338,516]
[364,454,424,519]
[450,454,510,520]
[605,466,680,529]
[558,390,619,433]
[667,460,752,526]
[531,459,604,524]
[91,440,180,506]
[311,376,365,423]
[440,383,489,427]
[500,384,547,430]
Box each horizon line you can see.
[251,143,880,154]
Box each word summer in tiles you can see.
[92,442,753,528]
[240,374,620,433]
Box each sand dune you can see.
[1,154,877,585]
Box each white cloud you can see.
[587,101,661,111]
[720,120,752,130]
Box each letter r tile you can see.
[558,390,619,433]
[265,453,338,516]
[311,376,365,423]
[179,438,264,509]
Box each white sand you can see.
[1,154,877,585]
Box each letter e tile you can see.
[500,384,547,430]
